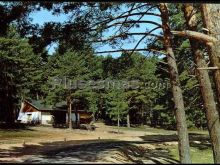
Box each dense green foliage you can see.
[0,2,210,130]
[0,35,43,123]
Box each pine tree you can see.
[0,35,42,124]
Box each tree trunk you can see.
[5,95,15,125]
[36,92,39,100]
[70,101,73,129]
[183,4,220,163]
[201,4,220,109]
[75,104,79,128]
[67,99,69,127]
[158,3,191,163]
[127,113,130,128]
[117,108,120,133]
[141,105,144,126]
[67,97,72,130]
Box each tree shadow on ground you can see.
[140,133,209,141]
[118,145,179,164]
[0,132,211,164]
[188,133,211,150]
[139,133,211,150]
[0,139,179,164]
[0,123,34,131]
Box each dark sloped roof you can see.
[32,100,53,110]
[25,99,53,111]
[24,99,89,113]
[54,101,67,109]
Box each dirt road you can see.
[0,123,181,163]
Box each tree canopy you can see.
[1,2,220,163]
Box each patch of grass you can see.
[0,129,45,139]
[114,125,210,141]
[189,130,209,136]
[113,125,176,135]
[168,145,213,163]
[114,126,146,131]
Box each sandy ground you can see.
[0,123,179,163]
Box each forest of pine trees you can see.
[1,2,220,163]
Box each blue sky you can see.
[30,6,162,58]
[30,10,69,55]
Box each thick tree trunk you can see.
[201,4,220,109]
[5,105,15,125]
[183,4,220,163]
[5,93,15,125]
[127,113,130,128]
[159,3,191,163]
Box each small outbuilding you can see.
[17,100,94,128]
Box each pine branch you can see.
[102,20,162,30]
[90,4,154,29]
[128,27,162,56]
[95,48,167,55]
[171,30,218,43]
[94,27,162,43]
[116,3,136,34]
